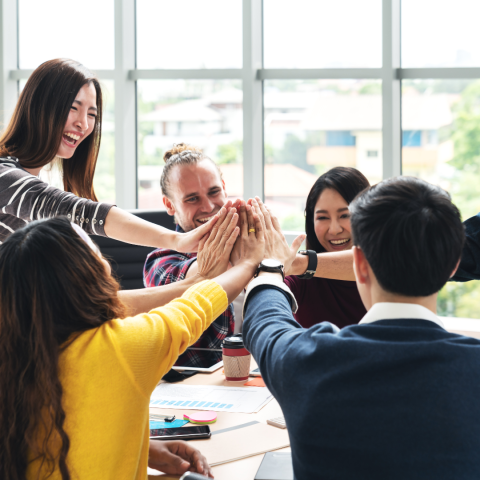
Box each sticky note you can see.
[183,411,217,425]
[244,377,266,387]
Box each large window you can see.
[16,0,116,202]
[264,79,382,230]
[137,80,243,209]
[3,0,480,319]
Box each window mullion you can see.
[0,0,19,128]
[382,0,402,178]
[114,0,137,209]
[242,0,264,201]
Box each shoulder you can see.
[144,248,197,286]
[0,156,27,176]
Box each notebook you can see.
[254,451,293,480]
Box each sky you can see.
[17,0,480,71]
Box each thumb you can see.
[291,234,306,253]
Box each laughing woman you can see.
[284,167,370,329]
[0,58,216,250]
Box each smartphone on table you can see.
[249,367,261,377]
[150,425,211,441]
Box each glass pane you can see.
[402,0,480,67]
[94,80,115,203]
[264,0,381,68]
[18,0,114,69]
[137,0,242,69]
[137,80,243,209]
[18,79,115,203]
[264,80,382,231]
[402,79,480,318]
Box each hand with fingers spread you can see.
[195,206,240,280]
[148,440,213,478]
[231,200,265,269]
[251,196,305,272]
[175,200,233,253]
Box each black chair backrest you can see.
[91,210,176,290]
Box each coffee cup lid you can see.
[223,334,244,348]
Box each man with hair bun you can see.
[242,176,480,479]
[144,143,237,368]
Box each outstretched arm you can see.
[289,249,355,281]
[104,203,232,252]
[117,206,240,315]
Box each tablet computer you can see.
[171,348,223,373]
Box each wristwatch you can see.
[296,250,317,280]
[255,259,285,280]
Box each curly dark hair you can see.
[0,217,126,480]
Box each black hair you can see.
[349,176,465,297]
[305,167,370,252]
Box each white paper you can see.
[150,384,273,414]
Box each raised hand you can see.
[230,200,265,268]
[175,200,233,253]
[251,197,304,272]
[196,206,239,279]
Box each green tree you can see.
[274,132,325,174]
[450,81,480,175]
[216,140,242,164]
[436,80,480,318]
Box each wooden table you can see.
[147,364,289,480]
[147,319,480,479]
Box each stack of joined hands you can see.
[195,196,305,285]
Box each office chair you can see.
[91,209,176,290]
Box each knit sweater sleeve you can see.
[0,159,113,236]
[107,280,228,395]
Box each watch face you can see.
[262,259,282,268]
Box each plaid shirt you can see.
[143,226,235,368]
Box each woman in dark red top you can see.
[285,167,370,329]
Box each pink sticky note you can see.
[183,411,217,424]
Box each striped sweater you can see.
[0,156,114,242]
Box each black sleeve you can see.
[451,213,480,282]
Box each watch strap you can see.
[255,260,285,281]
[296,250,317,280]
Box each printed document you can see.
[150,384,273,414]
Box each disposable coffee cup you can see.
[222,334,251,381]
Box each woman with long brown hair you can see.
[0,58,215,251]
[284,166,370,329]
[0,205,265,479]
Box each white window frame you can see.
[3,0,480,209]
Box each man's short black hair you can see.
[349,176,465,297]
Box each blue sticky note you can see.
[150,419,188,430]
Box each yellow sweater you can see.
[27,280,227,480]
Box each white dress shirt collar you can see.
[359,302,444,329]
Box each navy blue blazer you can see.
[243,285,480,480]
[453,212,480,281]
